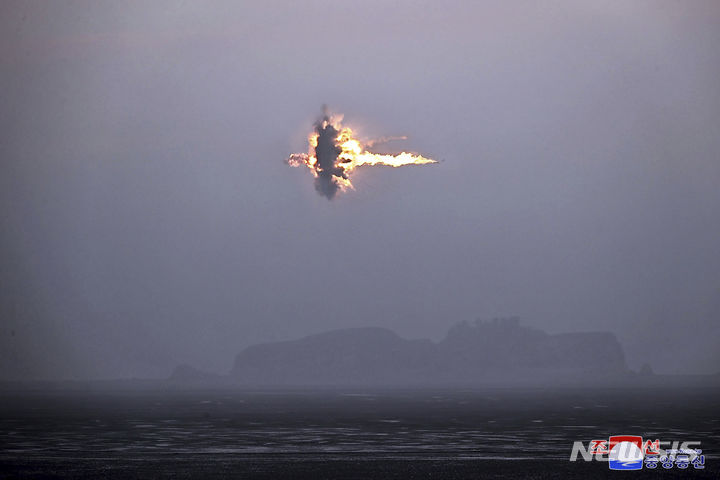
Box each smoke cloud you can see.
[287,108,436,200]
[313,113,346,199]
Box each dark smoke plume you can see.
[287,107,436,199]
[313,114,345,199]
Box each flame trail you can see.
[287,109,436,199]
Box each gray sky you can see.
[1,0,719,379]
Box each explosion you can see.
[287,109,436,199]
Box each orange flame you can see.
[287,113,436,195]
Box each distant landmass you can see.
[221,318,630,386]
[2,318,718,390]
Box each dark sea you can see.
[0,386,717,479]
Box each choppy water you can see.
[0,387,717,478]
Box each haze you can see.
[1,0,719,379]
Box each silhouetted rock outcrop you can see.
[230,320,628,386]
[232,327,436,384]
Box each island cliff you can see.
[230,318,628,386]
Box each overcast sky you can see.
[1,0,719,379]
